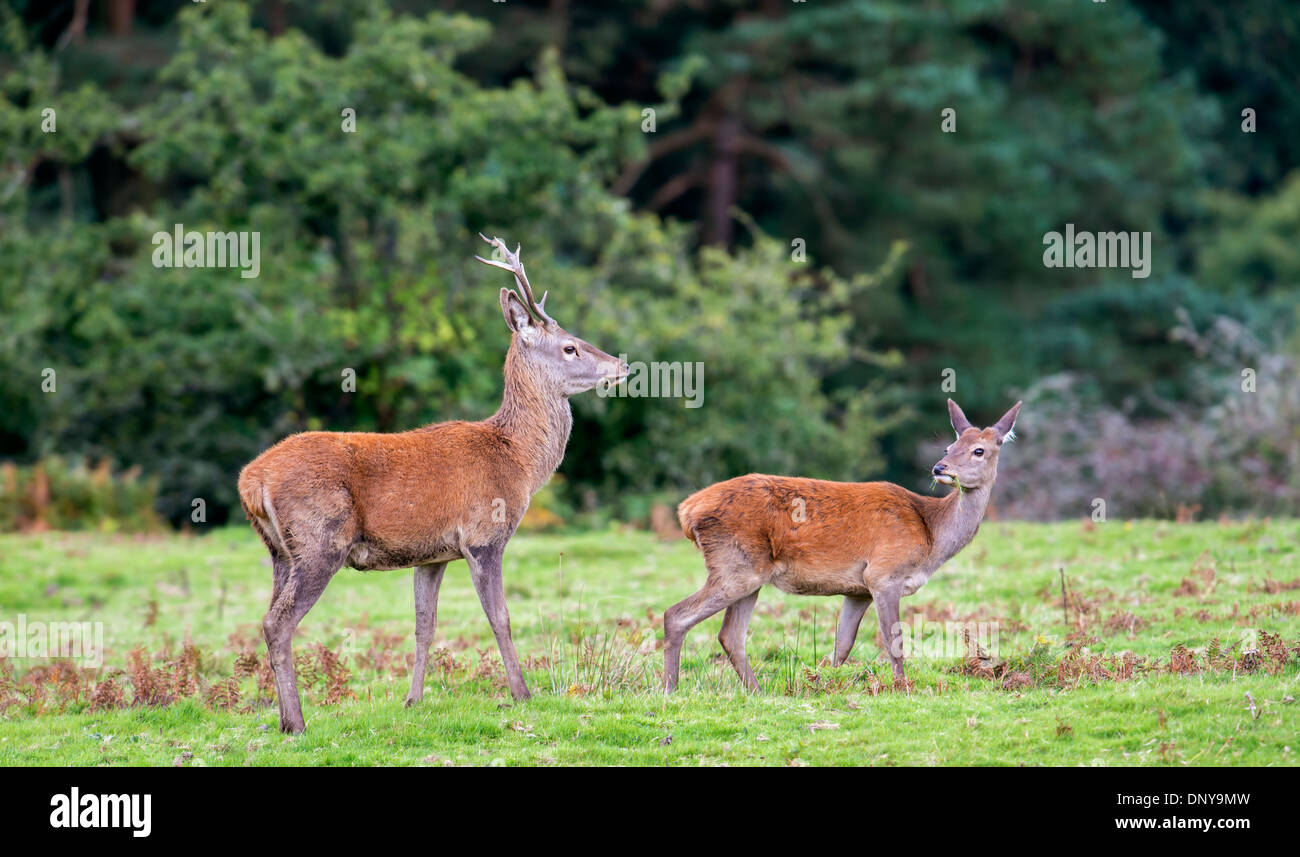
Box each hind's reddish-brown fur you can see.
[678,476,939,597]
[664,399,1022,692]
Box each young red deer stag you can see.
[665,399,1021,692]
[238,236,627,733]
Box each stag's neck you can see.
[487,348,572,494]
[923,481,994,567]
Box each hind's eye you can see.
[563,345,577,355]
[973,448,984,457]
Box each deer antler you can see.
[474,234,556,327]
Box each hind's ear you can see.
[993,401,1022,444]
[948,399,974,436]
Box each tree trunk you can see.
[704,111,741,246]
[107,0,135,37]
[548,0,571,55]
[267,0,288,38]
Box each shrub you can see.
[0,457,163,533]
[987,314,1300,520]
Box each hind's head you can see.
[931,399,1022,491]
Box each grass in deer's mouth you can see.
[931,474,962,493]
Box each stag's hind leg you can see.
[663,543,765,692]
[262,540,351,734]
[406,561,448,707]
[268,553,292,618]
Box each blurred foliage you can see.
[1133,0,1300,194]
[1,0,1299,522]
[1197,172,1300,298]
[996,314,1300,520]
[0,458,163,533]
[439,0,1224,450]
[0,1,903,524]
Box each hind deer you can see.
[665,398,1021,692]
[238,236,627,733]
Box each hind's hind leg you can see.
[718,589,761,691]
[663,543,765,692]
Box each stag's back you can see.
[238,422,531,566]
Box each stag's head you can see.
[476,235,628,397]
[931,399,1022,491]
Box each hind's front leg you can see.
[871,586,907,685]
[832,594,873,666]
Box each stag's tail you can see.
[238,464,290,558]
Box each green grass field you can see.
[1,519,1298,766]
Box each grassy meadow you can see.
[1,519,1298,766]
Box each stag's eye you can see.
[563,344,577,355]
[973,448,984,457]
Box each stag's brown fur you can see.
[239,236,625,733]
[665,399,1022,692]
[239,347,571,573]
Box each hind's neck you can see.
[922,481,994,566]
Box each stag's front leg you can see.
[465,543,531,701]
[406,561,448,707]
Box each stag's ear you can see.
[992,401,1022,444]
[948,399,974,436]
[500,289,538,342]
